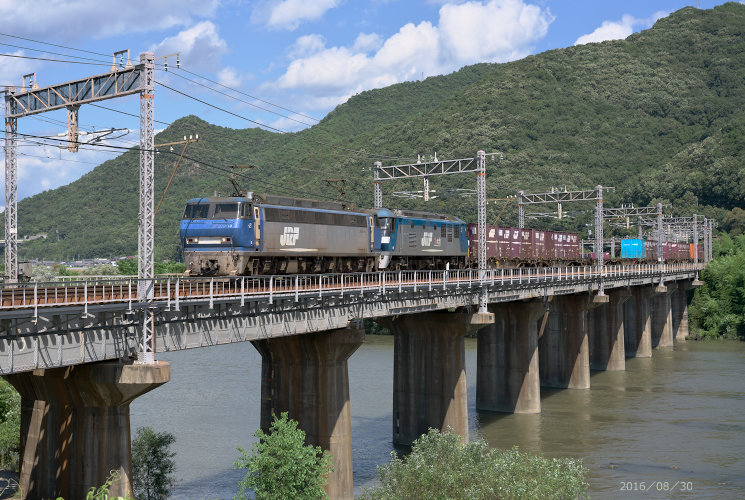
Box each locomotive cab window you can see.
[183,203,209,220]
[378,217,392,230]
[212,203,240,219]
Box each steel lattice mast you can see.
[138,52,155,363]
[3,51,157,363]
[477,151,487,314]
[3,97,17,282]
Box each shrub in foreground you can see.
[361,429,588,500]
[234,412,333,500]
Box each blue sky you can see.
[0,0,738,201]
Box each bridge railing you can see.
[0,263,703,314]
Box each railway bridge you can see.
[0,263,702,498]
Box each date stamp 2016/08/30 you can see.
[619,481,694,493]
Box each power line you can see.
[175,67,320,123]
[0,52,109,66]
[155,79,287,133]
[0,32,110,57]
[0,41,110,65]
[11,131,343,202]
[155,79,413,163]
[18,152,101,165]
[167,70,317,127]
[90,103,172,127]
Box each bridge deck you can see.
[0,263,701,374]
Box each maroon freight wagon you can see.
[467,224,580,266]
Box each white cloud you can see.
[217,67,245,88]
[0,51,37,89]
[275,0,553,108]
[353,33,383,53]
[0,0,220,41]
[438,0,552,65]
[265,0,340,30]
[150,21,228,72]
[289,34,327,58]
[574,11,667,46]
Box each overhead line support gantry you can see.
[516,186,612,297]
[4,50,157,364]
[373,152,500,316]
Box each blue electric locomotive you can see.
[181,193,378,275]
[181,194,469,275]
[377,209,468,270]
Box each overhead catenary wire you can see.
[10,131,344,203]
[167,70,317,127]
[155,79,414,163]
[173,67,320,124]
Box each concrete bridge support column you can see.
[652,286,674,348]
[379,312,469,446]
[477,300,544,413]
[251,326,364,500]
[539,295,592,389]
[624,286,655,358]
[672,281,691,341]
[589,289,631,371]
[4,361,170,499]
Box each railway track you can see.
[0,264,701,310]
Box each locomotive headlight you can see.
[221,237,232,243]
[186,237,198,244]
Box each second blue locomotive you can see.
[180,193,468,276]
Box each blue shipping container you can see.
[621,238,645,259]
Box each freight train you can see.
[180,194,699,276]
[180,193,467,276]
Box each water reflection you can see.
[131,337,745,499]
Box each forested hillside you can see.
[10,2,745,261]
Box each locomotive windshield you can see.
[183,203,209,219]
[213,203,240,219]
[183,202,246,219]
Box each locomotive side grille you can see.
[408,232,417,248]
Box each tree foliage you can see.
[131,426,176,500]
[0,379,20,471]
[361,429,588,500]
[234,412,333,500]
[689,234,745,339]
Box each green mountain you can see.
[11,2,745,261]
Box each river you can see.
[130,336,745,499]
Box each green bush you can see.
[361,429,588,500]
[234,412,333,500]
[689,233,745,339]
[131,426,176,500]
[0,379,20,471]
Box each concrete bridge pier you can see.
[539,294,592,389]
[379,312,469,446]
[672,280,692,341]
[251,325,364,500]
[4,361,170,499]
[589,289,631,371]
[652,285,674,348]
[624,285,655,358]
[477,300,544,413]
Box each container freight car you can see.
[467,224,580,266]
[621,239,645,259]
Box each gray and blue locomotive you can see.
[180,193,468,276]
